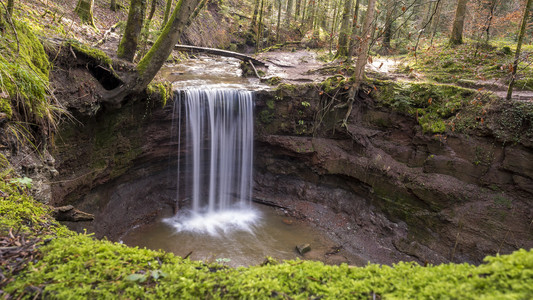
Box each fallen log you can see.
[174,44,267,67]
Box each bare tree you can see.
[341,0,376,127]
[507,0,532,100]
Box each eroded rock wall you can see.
[254,85,533,264]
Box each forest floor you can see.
[255,49,533,102]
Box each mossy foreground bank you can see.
[1,177,532,299]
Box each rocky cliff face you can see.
[253,84,533,264]
[50,84,532,264]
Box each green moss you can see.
[0,13,62,132]
[371,80,483,133]
[0,177,69,237]
[259,109,274,124]
[0,97,13,119]
[266,99,275,110]
[321,75,346,93]
[147,81,172,107]
[266,76,282,86]
[491,101,533,143]
[67,40,113,67]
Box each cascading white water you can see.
[164,88,259,235]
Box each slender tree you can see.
[276,0,282,41]
[337,0,353,57]
[162,0,173,28]
[251,0,260,29]
[295,0,302,18]
[507,0,532,100]
[450,0,469,45]
[110,0,118,11]
[117,0,147,61]
[75,0,96,27]
[346,0,359,62]
[286,0,294,25]
[7,0,14,18]
[341,0,375,127]
[381,0,394,53]
[483,0,498,44]
[256,0,265,50]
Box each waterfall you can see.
[165,88,259,235]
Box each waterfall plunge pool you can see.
[120,203,346,267]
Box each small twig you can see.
[248,60,261,79]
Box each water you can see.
[122,204,336,267]
[166,88,258,234]
[160,55,265,90]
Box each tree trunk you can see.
[286,0,293,25]
[75,0,96,27]
[430,0,442,43]
[353,0,375,85]
[276,0,282,41]
[382,0,393,53]
[295,0,302,18]
[251,0,260,29]
[343,0,375,126]
[110,0,118,11]
[346,0,359,62]
[7,0,14,18]
[117,0,147,62]
[450,0,468,45]
[256,0,265,50]
[506,0,532,100]
[484,0,497,44]
[105,0,202,106]
[336,0,353,57]
[162,0,173,28]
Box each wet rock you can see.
[296,244,311,255]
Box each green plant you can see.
[10,177,32,189]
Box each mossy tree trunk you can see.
[162,0,173,29]
[117,0,147,62]
[336,0,353,58]
[75,0,96,28]
[7,0,14,19]
[104,0,201,106]
[450,0,468,45]
[506,0,532,100]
